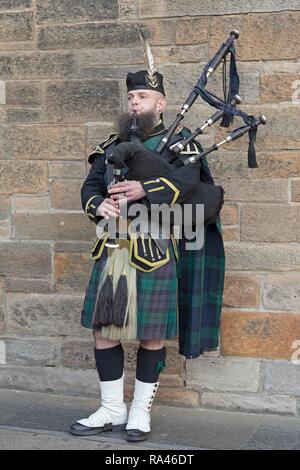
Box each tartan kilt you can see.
[81,243,178,340]
[178,221,225,359]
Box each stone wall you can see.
[0,0,299,416]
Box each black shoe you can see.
[70,422,126,436]
[126,429,151,442]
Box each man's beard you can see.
[116,111,158,142]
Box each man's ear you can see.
[157,97,166,114]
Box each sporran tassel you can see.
[101,246,137,341]
[92,251,116,328]
[112,271,129,327]
[93,271,114,326]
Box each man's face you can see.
[127,89,166,118]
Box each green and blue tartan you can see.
[178,221,225,359]
[81,244,178,340]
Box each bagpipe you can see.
[106,30,267,225]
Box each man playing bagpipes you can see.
[70,30,265,442]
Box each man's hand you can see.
[97,198,120,220]
[108,180,146,202]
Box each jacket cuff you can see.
[141,177,180,206]
[84,195,104,223]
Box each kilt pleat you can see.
[81,244,178,340]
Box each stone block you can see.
[50,179,83,210]
[5,81,42,106]
[0,197,10,222]
[0,365,99,396]
[0,241,51,279]
[7,293,87,337]
[0,161,47,194]
[0,12,33,43]
[263,273,300,311]
[13,212,95,241]
[2,125,85,160]
[220,204,239,225]
[6,107,42,123]
[119,0,137,20]
[252,105,300,151]
[291,180,300,202]
[0,226,11,239]
[186,356,260,392]
[0,1,31,10]
[225,243,300,272]
[79,48,136,68]
[260,73,300,103]
[54,241,91,253]
[86,122,116,149]
[49,162,86,179]
[156,388,199,407]
[5,338,58,366]
[0,278,5,304]
[175,17,208,44]
[13,194,49,211]
[38,20,174,50]
[0,306,5,332]
[217,178,288,203]
[209,151,300,179]
[0,108,6,123]
[45,80,120,123]
[54,252,93,293]
[0,278,5,332]
[0,52,77,80]
[201,392,296,415]
[297,400,300,417]
[210,11,300,61]
[152,44,209,63]
[263,360,300,395]
[0,340,5,364]
[159,63,202,105]
[240,204,298,242]
[223,272,260,308]
[79,64,141,81]
[222,227,239,242]
[6,278,52,294]
[221,311,300,359]
[80,44,208,68]
[62,340,94,369]
[36,0,118,24]
[139,0,300,17]
[155,374,184,389]
[0,80,5,105]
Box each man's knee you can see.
[139,339,164,350]
[93,330,120,350]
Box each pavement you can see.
[0,388,299,450]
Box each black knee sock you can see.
[136,346,167,383]
[94,344,124,382]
